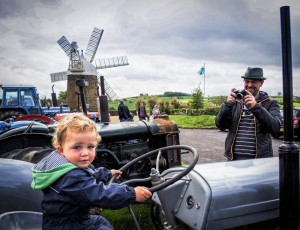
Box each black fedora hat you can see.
[241,67,267,80]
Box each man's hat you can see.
[241,67,267,80]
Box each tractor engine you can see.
[95,117,181,180]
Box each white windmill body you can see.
[50,27,128,112]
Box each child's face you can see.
[57,128,97,168]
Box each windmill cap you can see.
[241,67,267,80]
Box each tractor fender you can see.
[0,122,49,140]
[0,133,53,155]
[15,114,54,124]
[0,159,43,214]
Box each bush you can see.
[169,107,220,116]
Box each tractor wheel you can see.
[0,147,53,164]
[0,111,24,121]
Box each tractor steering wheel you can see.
[108,145,199,193]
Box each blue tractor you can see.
[0,85,69,124]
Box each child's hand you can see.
[111,169,122,180]
[134,186,152,202]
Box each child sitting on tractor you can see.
[31,113,151,229]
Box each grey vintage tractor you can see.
[0,111,293,230]
[0,6,298,230]
[0,115,285,230]
[0,144,282,230]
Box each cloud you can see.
[0,0,299,101]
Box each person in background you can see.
[152,104,160,119]
[215,67,282,161]
[31,113,151,229]
[118,100,131,122]
[138,102,149,121]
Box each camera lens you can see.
[235,90,245,99]
[236,93,243,99]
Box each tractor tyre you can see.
[0,111,24,122]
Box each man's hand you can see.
[244,90,257,108]
[226,88,237,103]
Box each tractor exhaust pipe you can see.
[51,84,58,107]
[279,6,299,229]
[99,76,109,123]
[76,79,88,116]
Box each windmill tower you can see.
[50,27,128,112]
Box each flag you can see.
[197,66,205,75]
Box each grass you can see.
[100,203,155,229]
[294,102,300,108]
[169,115,216,129]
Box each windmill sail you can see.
[50,71,68,82]
[85,27,104,62]
[95,56,129,69]
[99,77,119,101]
[104,79,119,101]
[57,36,72,57]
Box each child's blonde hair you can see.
[52,113,101,149]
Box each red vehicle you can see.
[53,112,110,122]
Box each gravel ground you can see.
[179,128,300,164]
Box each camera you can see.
[234,90,246,99]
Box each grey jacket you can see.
[215,91,282,160]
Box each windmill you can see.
[50,27,128,112]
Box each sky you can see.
[0,0,299,100]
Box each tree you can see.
[40,97,52,107]
[189,86,204,113]
[170,98,181,109]
[135,98,148,110]
[147,97,159,114]
[58,90,67,102]
[209,96,227,107]
[163,100,170,114]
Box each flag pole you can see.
[203,63,205,97]
[197,64,205,96]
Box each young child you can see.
[31,113,152,229]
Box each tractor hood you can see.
[154,157,280,229]
[194,157,279,228]
[97,117,179,142]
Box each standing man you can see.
[118,100,131,122]
[215,67,282,161]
